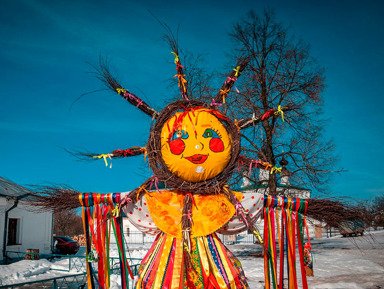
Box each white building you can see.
[0,177,53,263]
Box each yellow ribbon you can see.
[270,166,282,175]
[116,88,127,94]
[171,51,179,64]
[233,66,241,77]
[112,204,119,217]
[274,105,285,122]
[93,154,112,167]
[253,229,264,244]
[222,184,231,195]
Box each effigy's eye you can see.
[171,130,189,141]
[203,128,219,139]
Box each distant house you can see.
[0,177,53,263]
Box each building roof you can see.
[0,176,32,199]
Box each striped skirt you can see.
[135,233,249,289]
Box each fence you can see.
[2,251,141,289]
[123,231,157,245]
[218,233,257,245]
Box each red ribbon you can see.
[261,108,275,120]
[185,192,197,209]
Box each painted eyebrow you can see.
[200,124,212,127]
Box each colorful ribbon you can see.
[171,51,179,63]
[263,195,309,289]
[262,108,275,120]
[233,66,241,77]
[123,92,143,107]
[270,166,282,175]
[149,175,161,193]
[210,98,223,106]
[93,154,112,168]
[235,202,249,227]
[274,105,285,122]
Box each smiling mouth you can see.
[185,154,208,164]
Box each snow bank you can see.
[0,259,52,285]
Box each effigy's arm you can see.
[217,191,263,236]
[75,146,147,166]
[29,177,153,212]
[121,194,160,236]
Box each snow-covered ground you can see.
[1,231,383,288]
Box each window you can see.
[7,218,21,245]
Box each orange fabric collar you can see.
[145,190,243,239]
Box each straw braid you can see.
[97,60,159,118]
[212,58,250,106]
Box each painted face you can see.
[160,108,232,182]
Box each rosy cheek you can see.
[169,139,185,155]
[209,138,224,152]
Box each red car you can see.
[53,236,80,255]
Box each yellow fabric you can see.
[160,108,232,182]
[146,190,243,239]
[197,237,210,278]
[152,236,173,288]
[171,238,183,289]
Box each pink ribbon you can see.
[235,202,249,227]
[123,92,143,107]
[249,159,262,175]
[210,98,223,106]
[120,196,133,208]
[149,176,160,193]
[225,76,237,84]
[181,91,189,101]
[182,210,192,221]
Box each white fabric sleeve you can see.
[121,194,161,235]
[217,192,264,235]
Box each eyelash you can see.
[204,128,221,138]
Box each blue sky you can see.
[1,0,383,200]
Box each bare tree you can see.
[371,194,384,228]
[225,9,339,195]
[53,209,83,237]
